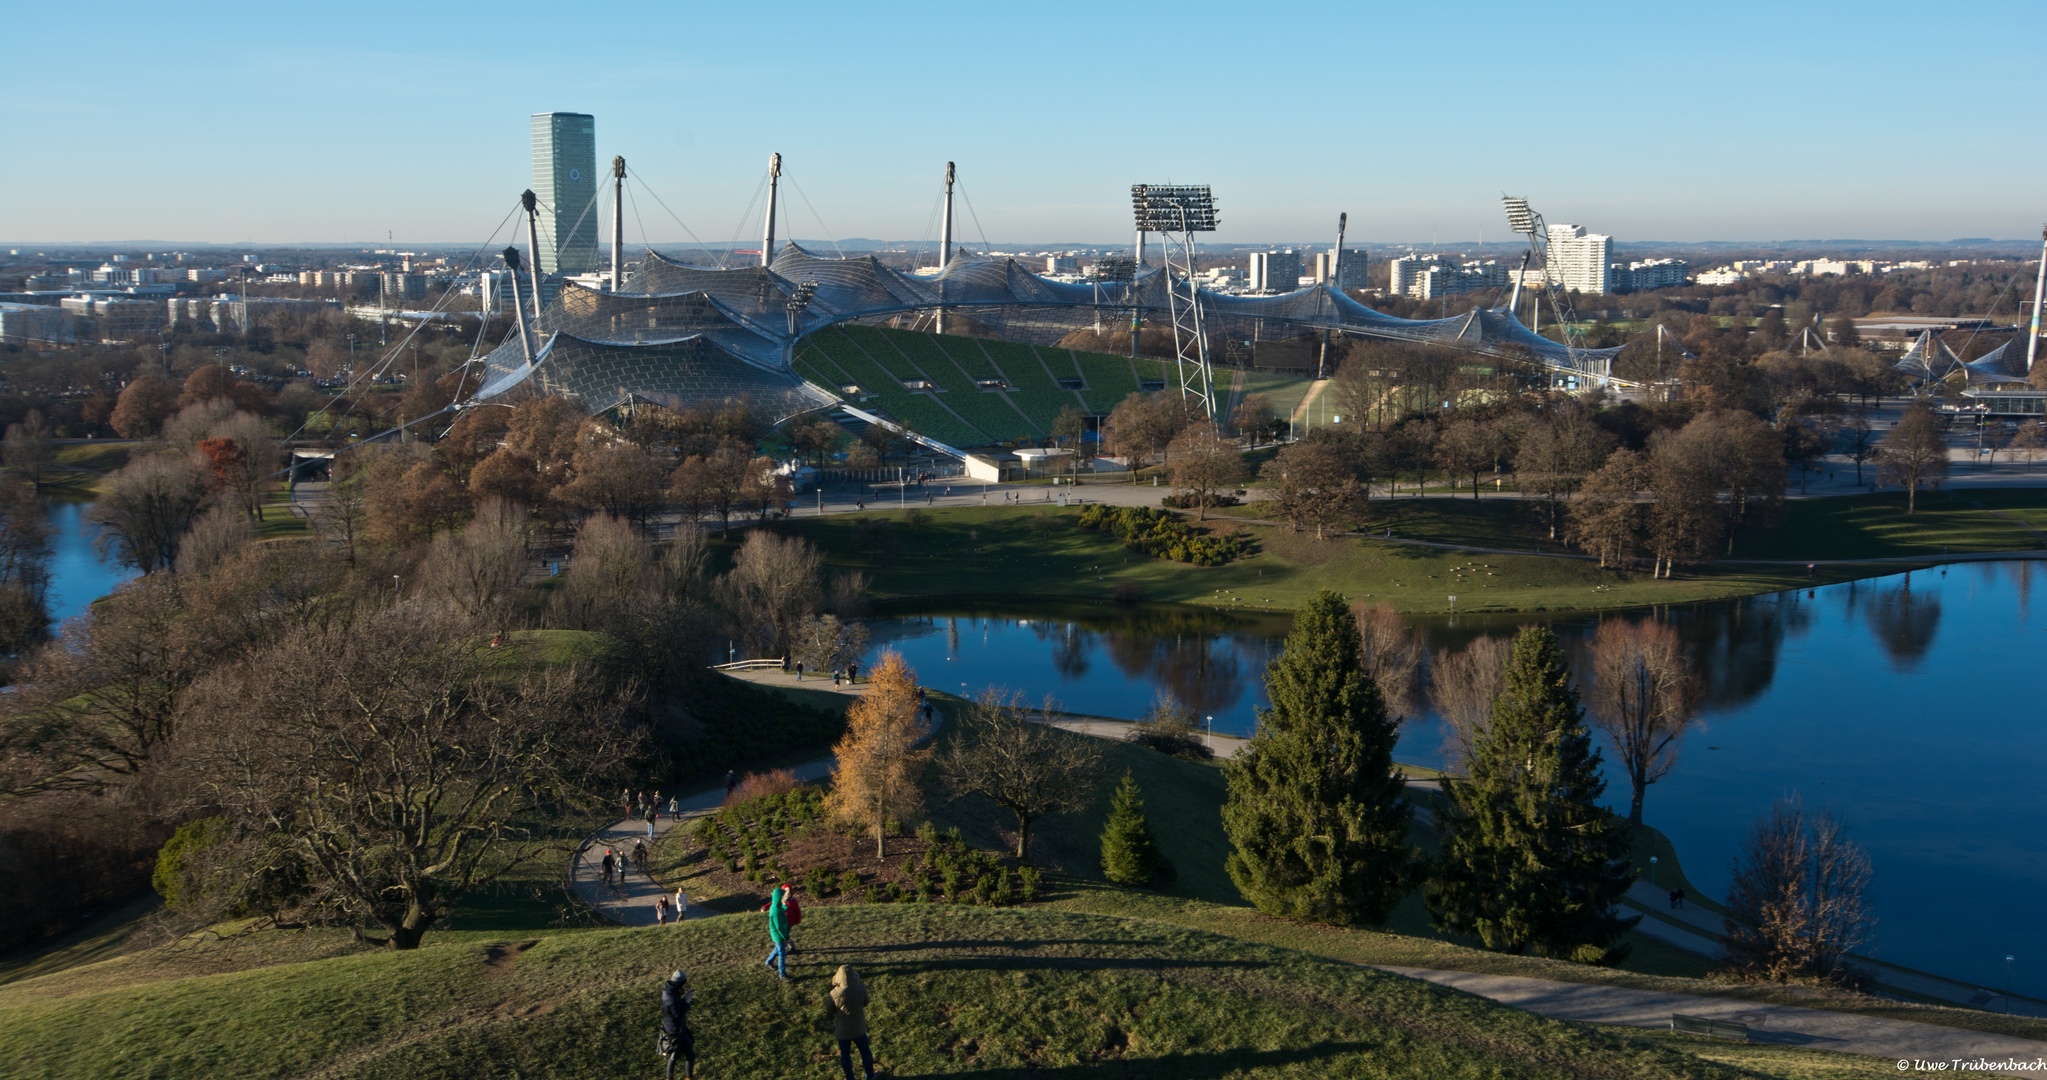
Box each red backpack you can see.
[785,893,803,925]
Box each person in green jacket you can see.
[762,884,792,980]
[827,965,873,1080]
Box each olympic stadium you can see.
[469,175,1625,454]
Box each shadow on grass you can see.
[892,1041,1376,1079]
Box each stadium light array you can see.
[1132,184,1218,233]
[1502,195,1538,235]
[1089,255,1137,283]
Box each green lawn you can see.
[0,904,1777,1080]
[769,505,1872,615]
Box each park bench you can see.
[1671,1014,1749,1042]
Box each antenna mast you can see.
[761,152,781,268]
[611,156,626,292]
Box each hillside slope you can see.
[0,906,1755,1080]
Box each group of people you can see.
[625,789,674,823]
[597,840,651,888]
[658,885,874,1080]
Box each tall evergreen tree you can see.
[1427,626,1640,962]
[1222,589,1413,926]
[1099,770,1165,886]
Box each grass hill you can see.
[793,326,1286,448]
[0,904,1770,1080]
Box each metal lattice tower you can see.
[1132,184,1219,415]
[1502,194,1604,385]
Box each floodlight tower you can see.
[1132,184,1219,416]
[1502,194,1598,384]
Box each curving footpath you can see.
[1380,965,2047,1076]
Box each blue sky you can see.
[4,0,2041,247]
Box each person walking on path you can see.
[763,885,793,980]
[601,849,616,888]
[827,965,875,1080]
[674,886,689,921]
[659,969,696,1080]
[656,895,670,925]
[725,770,737,798]
[760,883,803,956]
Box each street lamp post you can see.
[1205,715,1213,753]
[1649,855,1659,888]
[2007,955,2016,1014]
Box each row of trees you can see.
[1221,590,1874,979]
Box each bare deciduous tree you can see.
[1261,437,1368,539]
[89,453,208,572]
[790,614,869,679]
[1876,403,1949,515]
[3,410,54,491]
[1166,422,1248,520]
[1428,634,1510,768]
[1723,799,1875,984]
[1352,602,1423,720]
[420,500,531,633]
[936,689,1102,859]
[716,530,821,661]
[181,606,633,950]
[1584,619,1697,825]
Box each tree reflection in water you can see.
[1853,572,1942,670]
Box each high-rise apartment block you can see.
[530,112,599,275]
[1389,253,1508,299]
[1312,249,1369,290]
[1609,258,1689,292]
[1247,249,1302,292]
[1544,224,1610,294]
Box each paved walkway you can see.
[1379,965,2047,1074]
[566,672,872,926]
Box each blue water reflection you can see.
[868,562,2047,996]
[44,500,137,625]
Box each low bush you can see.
[1161,491,1243,510]
[1077,504,1247,566]
[723,768,801,808]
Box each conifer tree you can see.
[1427,626,1640,961]
[1099,770,1162,886]
[1222,589,1413,926]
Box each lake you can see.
[44,500,137,625]
[868,562,2047,997]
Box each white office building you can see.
[1545,224,1611,294]
[1610,258,1689,292]
[1247,249,1302,293]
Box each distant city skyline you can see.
[3,1,2041,247]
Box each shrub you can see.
[690,818,721,846]
[973,874,997,904]
[941,865,966,898]
[918,879,939,903]
[805,866,833,897]
[745,851,760,873]
[838,869,864,897]
[1076,504,1247,566]
[1161,491,1242,510]
[152,817,225,912]
[992,870,1016,905]
[723,855,739,874]
[915,820,939,845]
[723,769,802,808]
[886,882,904,902]
[1019,865,1043,902]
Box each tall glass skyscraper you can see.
[530,112,599,275]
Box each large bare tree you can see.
[181,605,633,950]
[716,530,822,661]
[1166,422,1248,520]
[1584,619,1697,826]
[1352,602,1423,720]
[1427,635,1510,769]
[1875,403,1949,515]
[936,690,1102,859]
[1723,799,1874,983]
[89,453,208,572]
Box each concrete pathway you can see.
[1378,965,2047,1075]
[566,672,872,927]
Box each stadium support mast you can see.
[520,190,545,322]
[938,162,955,334]
[1333,212,1348,291]
[1133,184,1219,416]
[761,152,782,268]
[502,247,535,366]
[2028,223,2046,374]
[611,156,626,292]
